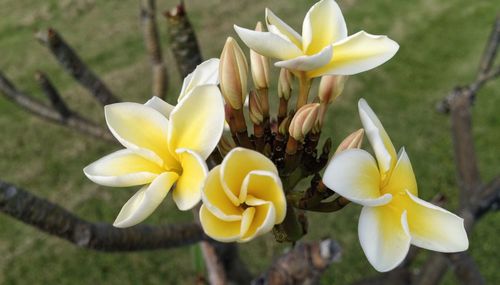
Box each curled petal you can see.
[240,202,276,242]
[84,149,163,187]
[168,85,225,159]
[221,148,278,206]
[240,207,256,237]
[323,149,391,206]
[308,31,399,77]
[302,0,347,55]
[234,25,303,60]
[240,170,286,223]
[384,148,418,196]
[358,98,397,176]
[275,45,332,71]
[113,172,179,228]
[173,149,208,211]
[178,58,220,102]
[199,205,241,242]
[265,8,302,48]
[406,191,469,252]
[359,206,411,272]
[105,103,178,168]
[144,96,175,118]
[202,166,243,221]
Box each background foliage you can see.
[0,0,498,284]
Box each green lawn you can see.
[0,0,499,284]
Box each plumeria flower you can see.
[234,0,399,78]
[322,99,468,272]
[199,148,286,242]
[84,61,225,228]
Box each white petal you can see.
[384,148,418,196]
[105,102,178,168]
[302,0,347,55]
[358,98,397,176]
[308,31,399,77]
[265,8,302,48]
[406,191,469,252]
[359,206,411,272]
[234,25,303,60]
[84,149,163,187]
[168,85,225,159]
[323,149,391,206]
[178,58,220,102]
[144,96,175,118]
[275,45,332,71]
[113,172,178,227]
[172,149,208,210]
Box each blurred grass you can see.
[0,0,499,284]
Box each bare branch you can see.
[164,3,203,78]
[35,71,71,118]
[252,239,341,285]
[140,0,168,98]
[478,15,500,76]
[35,28,119,105]
[0,71,113,142]
[0,180,205,251]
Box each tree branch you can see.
[140,0,168,98]
[0,180,205,251]
[35,28,119,105]
[0,71,113,142]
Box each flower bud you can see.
[334,128,364,155]
[289,103,320,141]
[318,75,347,104]
[248,90,264,125]
[218,132,236,156]
[250,22,270,90]
[219,37,248,110]
[278,115,292,136]
[278,68,293,100]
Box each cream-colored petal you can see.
[275,45,332,72]
[221,148,278,206]
[307,31,399,77]
[172,149,207,211]
[240,170,286,223]
[234,25,303,60]
[202,165,243,221]
[406,191,469,252]
[105,103,179,169]
[383,148,418,196]
[358,98,397,176]
[323,149,392,206]
[178,58,220,102]
[265,8,302,48]
[113,172,178,228]
[240,202,276,242]
[199,205,241,242]
[302,0,347,55]
[144,96,175,118]
[168,85,225,159]
[240,207,256,237]
[84,149,163,187]
[359,206,411,272]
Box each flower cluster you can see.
[84,0,468,272]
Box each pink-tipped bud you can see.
[248,90,264,125]
[219,37,248,110]
[278,68,293,100]
[289,103,321,141]
[334,128,364,155]
[250,22,270,90]
[318,75,347,104]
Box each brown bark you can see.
[35,71,71,118]
[140,0,168,98]
[35,28,119,105]
[0,180,205,251]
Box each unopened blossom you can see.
[234,0,399,78]
[84,61,225,228]
[323,99,468,272]
[199,148,286,242]
[220,37,249,110]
